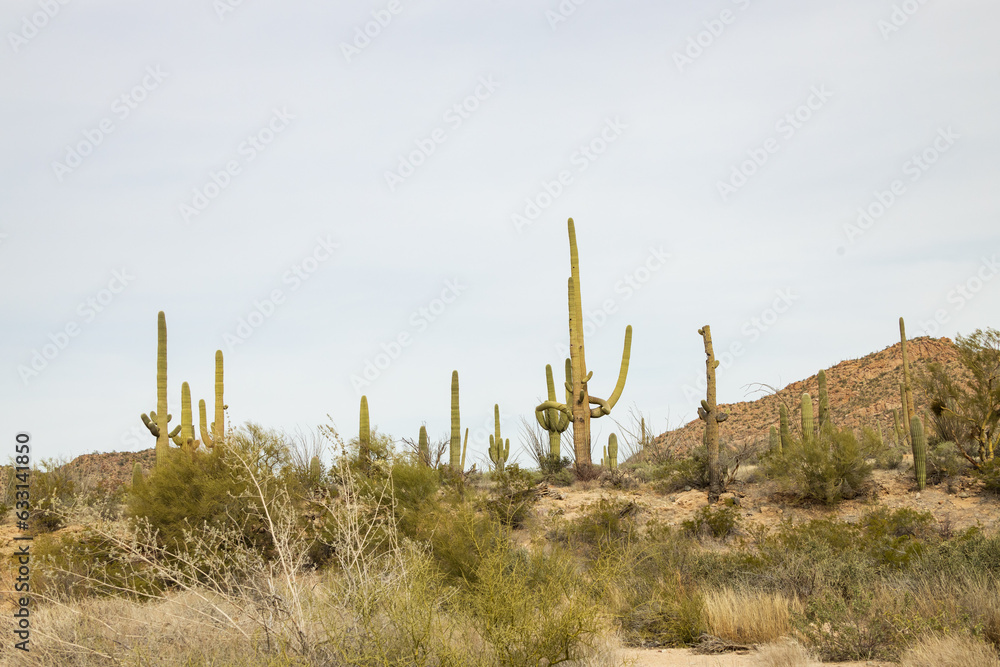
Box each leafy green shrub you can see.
[978,457,1000,495]
[764,427,873,504]
[483,464,538,529]
[681,504,740,539]
[389,459,440,538]
[927,440,970,485]
[556,497,639,552]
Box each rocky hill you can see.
[653,335,963,455]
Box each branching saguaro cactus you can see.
[899,317,916,444]
[603,433,618,469]
[199,350,226,449]
[817,370,830,431]
[801,393,814,445]
[359,395,371,471]
[171,382,198,452]
[779,403,791,452]
[450,371,462,471]
[911,415,927,490]
[418,425,430,466]
[698,325,728,502]
[488,404,510,473]
[141,311,180,467]
[535,360,571,460]
[536,219,633,467]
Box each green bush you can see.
[681,504,741,539]
[927,440,970,485]
[32,460,76,533]
[556,497,639,553]
[764,427,873,504]
[483,464,538,529]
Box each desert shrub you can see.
[927,440,971,485]
[389,459,440,538]
[764,427,873,504]
[32,460,76,532]
[574,461,603,482]
[901,633,1000,667]
[702,587,795,644]
[556,497,639,552]
[753,638,818,667]
[978,457,1000,495]
[539,452,573,481]
[483,464,537,528]
[681,503,741,539]
[600,466,639,490]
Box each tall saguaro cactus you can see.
[450,371,462,471]
[199,350,226,448]
[141,311,180,467]
[537,219,633,467]
[697,325,728,502]
[488,404,510,472]
[360,395,371,471]
[911,415,927,490]
[535,360,572,460]
[899,318,916,444]
[801,393,814,445]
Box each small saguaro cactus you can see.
[604,433,619,470]
[309,455,322,486]
[450,371,462,471]
[132,462,144,490]
[171,382,198,451]
[779,403,791,452]
[910,415,927,491]
[199,350,226,448]
[769,426,780,452]
[698,325,728,502]
[534,360,571,460]
[801,393,814,445]
[817,370,830,431]
[141,311,180,466]
[488,404,510,473]
[418,425,430,466]
[360,395,371,471]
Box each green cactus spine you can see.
[360,395,370,470]
[535,360,571,460]
[141,311,180,466]
[801,393,814,445]
[536,219,632,467]
[488,404,510,472]
[418,425,430,466]
[606,433,618,469]
[698,325,728,502]
[779,403,790,452]
[450,371,462,471]
[910,415,927,490]
[171,381,197,451]
[200,350,226,449]
[769,426,780,453]
[817,370,830,431]
[132,462,144,490]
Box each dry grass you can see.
[702,588,797,644]
[900,633,1000,667]
[752,638,818,667]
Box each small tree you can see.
[921,328,1000,468]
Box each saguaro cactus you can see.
[801,393,814,445]
[910,415,927,490]
[141,311,180,466]
[309,455,321,486]
[604,433,619,469]
[360,395,370,471]
[698,325,728,502]
[536,219,633,467]
[199,350,226,449]
[132,462,144,490]
[418,425,430,466]
[779,403,791,452]
[769,426,780,452]
[817,370,830,431]
[488,404,510,472]
[450,371,462,471]
[900,317,916,442]
[899,383,910,446]
[535,361,572,460]
[171,382,197,451]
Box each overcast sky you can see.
[2,0,998,467]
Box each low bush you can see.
[681,504,741,539]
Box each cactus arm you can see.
[141,413,159,438]
[199,399,214,448]
[801,393,814,444]
[461,428,468,471]
[604,325,633,410]
[359,395,370,470]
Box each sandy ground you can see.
[620,648,891,666]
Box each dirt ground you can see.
[619,647,891,666]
